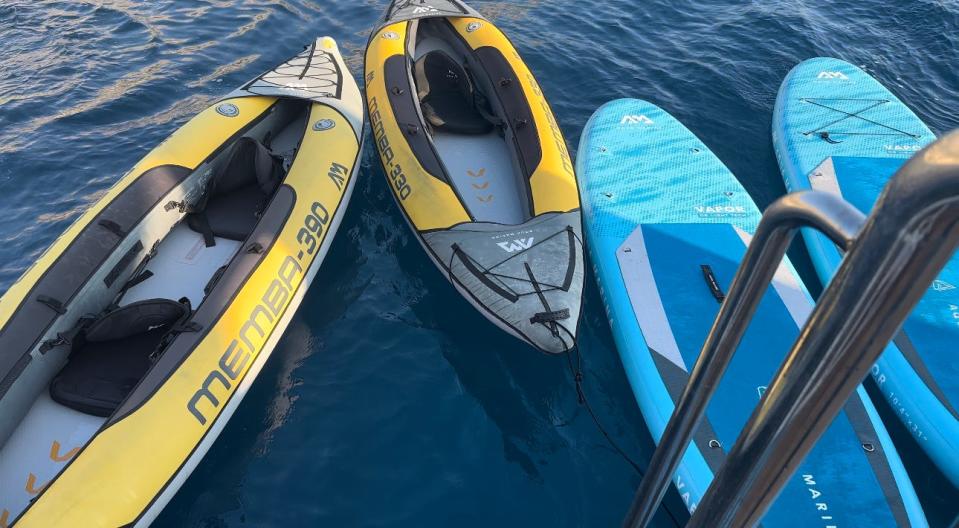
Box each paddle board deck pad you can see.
[0,37,364,526]
[365,0,584,354]
[773,57,959,488]
[579,99,927,525]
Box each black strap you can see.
[191,212,217,247]
[476,95,502,127]
[560,227,578,292]
[164,200,186,213]
[39,316,95,354]
[98,219,126,238]
[525,262,552,313]
[150,298,201,361]
[525,262,570,337]
[39,338,65,354]
[122,270,154,291]
[111,251,157,306]
[204,265,228,296]
[446,228,582,308]
[701,264,726,303]
[531,309,570,325]
[172,321,203,333]
[464,64,503,128]
[452,244,519,303]
[104,240,144,288]
[36,295,67,315]
[173,297,194,323]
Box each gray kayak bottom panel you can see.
[423,210,585,353]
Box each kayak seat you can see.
[187,136,283,246]
[414,50,495,135]
[50,299,191,417]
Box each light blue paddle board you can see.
[773,57,959,489]
[578,98,926,526]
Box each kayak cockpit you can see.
[0,96,311,521]
[48,132,293,417]
[411,18,531,225]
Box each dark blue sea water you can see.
[1,1,958,526]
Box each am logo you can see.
[621,115,654,125]
[497,238,534,253]
[817,71,849,80]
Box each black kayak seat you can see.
[187,137,282,246]
[414,50,495,135]
[50,299,190,417]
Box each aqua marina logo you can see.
[817,71,849,80]
[497,238,535,253]
[621,115,654,125]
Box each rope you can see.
[547,322,685,527]
[563,339,643,474]
[445,232,683,524]
[800,98,921,139]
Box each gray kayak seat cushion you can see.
[50,299,190,417]
[414,50,495,135]
[187,136,283,246]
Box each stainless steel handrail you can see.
[623,192,866,528]
[626,130,959,527]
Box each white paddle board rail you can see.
[626,130,959,528]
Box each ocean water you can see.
[1,0,958,526]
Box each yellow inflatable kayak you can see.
[365,0,585,353]
[0,37,363,526]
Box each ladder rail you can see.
[626,130,959,527]
[624,191,865,528]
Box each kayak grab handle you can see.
[625,130,959,528]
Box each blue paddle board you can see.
[578,99,926,526]
[773,57,959,489]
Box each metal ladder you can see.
[624,131,959,528]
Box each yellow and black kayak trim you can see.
[365,0,585,353]
[0,37,363,527]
